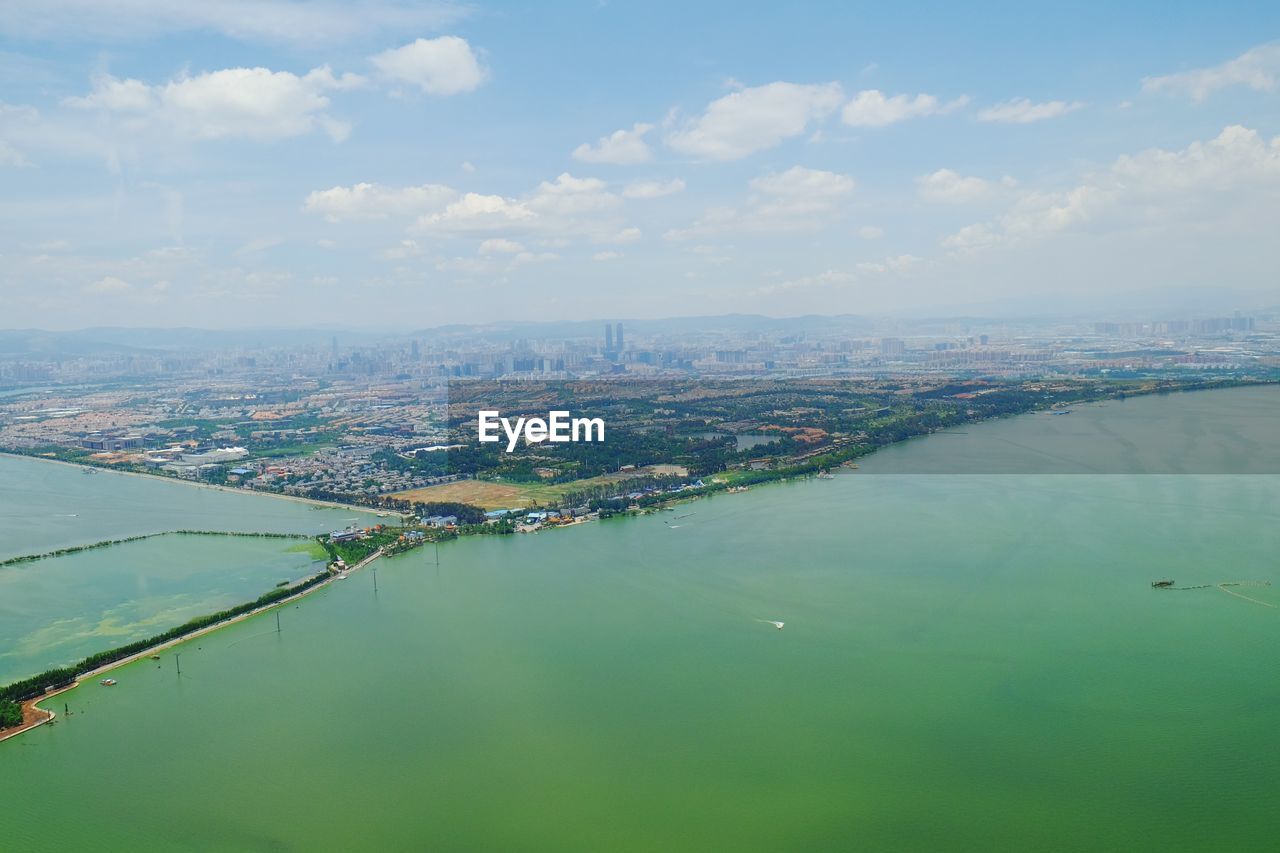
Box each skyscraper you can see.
[615,322,624,351]
[605,323,614,352]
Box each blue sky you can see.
[2,1,1279,328]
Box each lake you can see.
[1,387,1278,851]
[0,455,379,681]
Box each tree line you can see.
[0,570,332,707]
[0,530,310,568]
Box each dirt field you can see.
[391,465,689,510]
[391,480,546,509]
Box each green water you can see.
[0,454,378,561]
[2,389,1279,851]
[0,534,324,682]
[0,454,378,683]
[858,385,1280,474]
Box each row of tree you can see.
[0,530,309,568]
[0,570,332,705]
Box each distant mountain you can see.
[0,327,390,357]
[412,313,878,342]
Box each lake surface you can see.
[0,455,378,681]
[2,387,1279,851]
[0,454,378,561]
[859,385,1280,474]
[0,534,325,682]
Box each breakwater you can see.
[0,530,311,568]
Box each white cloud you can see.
[65,65,365,141]
[622,178,685,199]
[66,76,153,111]
[841,89,967,127]
[856,225,884,239]
[749,165,854,199]
[606,227,642,244]
[592,251,621,261]
[977,98,1083,124]
[667,166,854,240]
[85,274,132,293]
[573,123,653,165]
[1143,42,1280,102]
[856,254,920,274]
[0,103,38,167]
[478,238,524,254]
[528,172,620,215]
[0,140,29,167]
[511,251,558,267]
[756,269,855,295]
[917,169,1005,203]
[234,236,283,255]
[941,223,1001,252]
[942,125,1280,251]
[304,182,455,221]
[310,173,629,246]
[0,1,468,45]
[414,192,535,233]
[666,81,844,160]
[382,239,423,260]
[370,36,486,95]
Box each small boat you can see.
[100,678,117,686]
[1151,580,1175,588]
[149,654,161,660]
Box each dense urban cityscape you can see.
[1,312,1275,512]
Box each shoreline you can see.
[2,379,1273,744]
[5,379,1270,519]
[0,548,384,744]
[0,450,383,515]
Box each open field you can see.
[392,464,689,509]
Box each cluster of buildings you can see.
[1,314,1276,391]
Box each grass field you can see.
[391,465,688,510]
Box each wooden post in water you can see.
[175,653,181,677]
[373,566,378,593]
[276,610,281,633]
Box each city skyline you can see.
[2,2,1279,328]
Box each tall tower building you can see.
[605,323,614,352]
[615,322,624,351]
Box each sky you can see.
[2,0,1279,329]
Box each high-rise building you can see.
[615,322,624,351]
[605,323,614,352]
[880,337,905,357]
